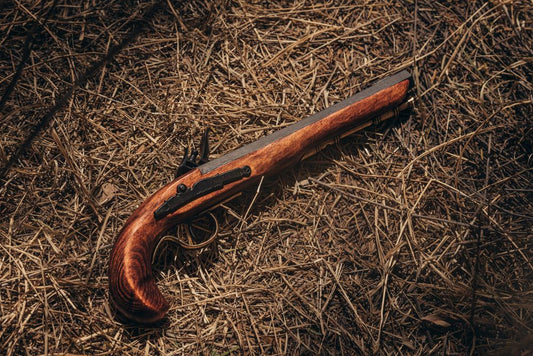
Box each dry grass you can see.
[0,0,532,354]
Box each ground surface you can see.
[0,0,531,355]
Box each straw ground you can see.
[0,0,531,354]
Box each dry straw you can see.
[0,0,531,354]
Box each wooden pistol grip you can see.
[108,71,412,323]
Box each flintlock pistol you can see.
[108,70,413,323]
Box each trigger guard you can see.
[181,212,219,250]
[152,212,219,263]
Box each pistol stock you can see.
[108,70,413,323]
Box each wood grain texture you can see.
[108,71,412,324]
